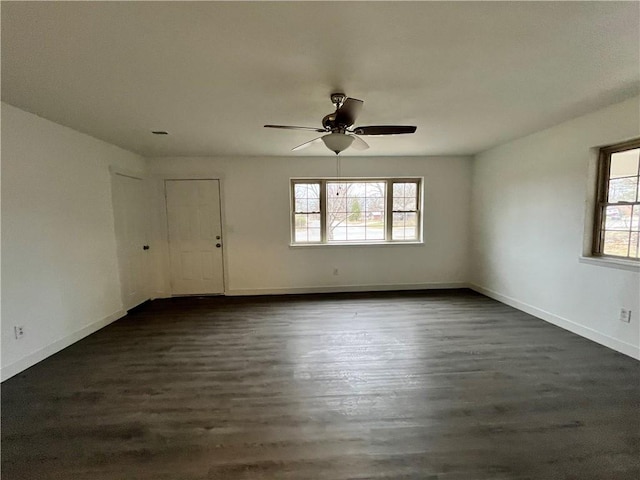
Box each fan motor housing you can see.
[322,113,336,130]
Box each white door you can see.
[165,179,224,295]
[112,173,150,310]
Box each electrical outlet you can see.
[333,268,339,276]
[619,309,632,323]
[14,326,24,339]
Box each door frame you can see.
[156,175,229,296]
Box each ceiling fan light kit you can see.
[265,93,417,155]
[322,132,354,155]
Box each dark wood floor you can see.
[2,289,639,479]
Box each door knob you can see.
[143,245,150,250]
[216,243,221,248]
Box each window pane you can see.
[327,182,353,242]
[327,180,387,243]
[404,196,417,211]
[349,182,366,195]
[328,210,347,226]
[393,212,405,225]
[632,206,640,231]
[294,213,307,228]
[295,198,307,212]
[366,197,384,212]
[347,197,364,214]
[327,194,346,212]
[293,182,320,219]
[308,228,321,242]
[603,230,630,257]
[308,213,320,228]
[294,184,308,198]
[327,181,349,243]
[293,183,321,242]
[604,205,632,230]
[294,213,320,242]
[392,182,418,214]
[405,212,418,228]
[294,213,308,242]
[392,227,405,240]
[608,176,637,203]
[327,182,347,197]
[295,183,319,199]
[366,182,385,197]
[392,212,405,240]
[331,226,346,241]
[367,209,384,223]
[393,226,417,240]
[346,215,361,227]
[338,213,386,241]
[610,149,640,179]
[365,222,385,240]
[393,212,418,240]
[393,197,406,210]
[345,225,364,241]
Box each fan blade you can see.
[352,125,417,136]
[265,125,325,132]
[335,97,364,127]
[292,136,323,151]
[349,135,369,151]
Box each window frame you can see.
[290,177,423,246]
[592,138,640,261]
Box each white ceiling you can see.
[2,1,638,157]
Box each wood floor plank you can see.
[2,290,638,479]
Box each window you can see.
[291,178,422,244]
[593,139,640,260]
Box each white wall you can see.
[470,96,640,359]
[147,155,472,295]
[1,103,146,380]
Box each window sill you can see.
[290,241,424,248]
[579,256,640,272]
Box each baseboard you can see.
[1,309,127,382]
[226,282,468,297]
[470,283,640,360]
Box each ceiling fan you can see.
[264,93,417,155]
